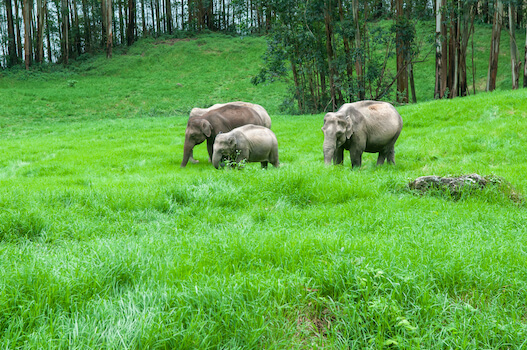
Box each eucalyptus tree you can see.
[487,0,503,91]
[4,0,19,66]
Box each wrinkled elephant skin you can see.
[181,103,272,167]
[212,125,279,169]
[322,100,403,168]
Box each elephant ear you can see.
[344,115,353,138]
[200,120,213,137]
[228,136,236,148]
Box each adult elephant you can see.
[181,104,271,167]
[190,101,272,128]
[322,100,403,168]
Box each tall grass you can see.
[1,33,527,348]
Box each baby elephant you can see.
[212,124,279,169]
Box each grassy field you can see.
[1,31,527,348]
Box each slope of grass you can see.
[1,33,527,348]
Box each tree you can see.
[166,0,173,34]
[458,0,476,97]
[487,0,503,91]
[22,0,32,69]
[508,2,521,89]
[525,19,527,88]
[435,0,447,98]
[60,0,69,65]
[352,0,365,100]
[5,0,18,67]
[102,0,113,57]
[395,0,408,103]
[35,0,47,63]
[127,0,136,45]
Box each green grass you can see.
[1,33,527,348]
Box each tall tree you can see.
[435,0,447,98]
[35,0,46,63]
[61,0,69,64]
[102,0,113,57]
[459,0,476,97]
[395,0,408,103]
[487,0,503,91]
[14,0,23,59]
[352,0,365,100]
[5,0,18,66]
[22,0,32,69]
[508,2,521,89]
[524,19,527,88]
[81,0,92,52]
[324,0,338,110]
[166,0,173,33]
[127,0,136,45]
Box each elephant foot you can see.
[190,157,199,164]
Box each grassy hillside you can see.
[1,32,527,348]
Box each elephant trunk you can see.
[180,142,194,168]
[212,152,222,169]
[323,138,336,165]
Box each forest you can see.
[2,0,527,112]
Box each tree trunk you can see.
[338,0,353,94]
[166,0,172,34]
[435,0,447,98]
[35,0,46,63]
[395,0,408,103]
[141,0,146,34]
[22,0,32,69]
[5,0,18,67]
[487,0,503,91]
[14,0,23,59]
[352,0,365,100]
[324,1,337,111]
[448,1,459,98]
[524,22,527,88]
[81,0,92,52]
[104,0,113,57]
[408,62,417,103]
[60,0,69,65]
[127,0,135,45]
[508,3,520,89]
[45,7,52,61]
[72,0,81,58]
[459,1,475,97]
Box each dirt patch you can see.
[295,305,335,346]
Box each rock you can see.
[409,173,489,196]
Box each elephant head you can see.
[212,134,236,169]
[321,112,353,165]
[181,119,213,167]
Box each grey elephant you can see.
[322,100,403,168]
[212,124,279,169]
[181,103,272,168]
[190,101,272,128]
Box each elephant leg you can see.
[350,149,362,168]
[334,147,344,165]
[190,150,199,164]
[386,147,396,164]
[261,161,268,169]
[376,152,386,166]
[206,140,214,163]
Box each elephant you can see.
[322,100,403,168]
[181,104,272,167]
[190,101,272,128]
[212,124,279,169]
